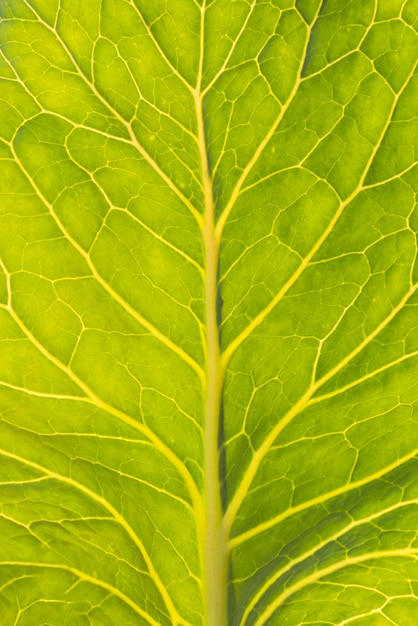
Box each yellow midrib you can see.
[194,15,228,621]
[195,86,228,624]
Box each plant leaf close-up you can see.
[0,0,418,624]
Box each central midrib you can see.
[194,84,228,625]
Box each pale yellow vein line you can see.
[8,144,205,385]
[60,148,204,274]
[201,0,258,96]
[0,560,161,626]
[144,511,201,586]
[0,47,134,145]
[230,446,418,550]
[363,160,418,190]
[220,231,294,289]
[117,210,204,277]
[222,59,417,366]
[20,0,203,227]
[340,608,398,626]
[3,416,194,510]
[253,549,418,626]
[239,161,331,196]
[0,574,35,598]
[310,349,418,405]
[126,0,194,92]
[223,284,418,534]
[0,380,88,401]
[0,514,65,565]
[0,477,49,487]
[299,0,378,83]
[98,32,198,142]
[0,299,202,515]
[214,2,323,241]
[208,84,238,180]
[241,498,418,624]
[142,386,203,435]
[221,189,340,365]
[81,33,198,145]
[30,434,147,445]
[86,458,195,512]
[0,450,190,626]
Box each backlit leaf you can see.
[0,1,417,624]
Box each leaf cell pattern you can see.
[0,0,417,625]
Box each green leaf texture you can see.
[0,1,418,624]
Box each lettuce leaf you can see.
[0,0,417,624]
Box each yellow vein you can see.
[339,607,399,626]
[144,511,201,586]
[223,284,417,534]
[363,160,418,190]
[55,149,203,275]
[215,2,323,241]
[0,574,35,597]
[221,190,341,366]
[0,450,188,626]
[0,380,88,401]
[4,36,198,165]
[222,59,417,365]
[90,459,195,512]
[0,477,49,487]
[239,161,326,195]
[8,145,205,385]
[310,349,418,405]
[0,560,162,626]
[126,0,194,92]
[21,0,203,228]
[99,32,197,140]
[201,0,259,96]
[3,417,194,510]
[74,189,204,275]
[106,208,204,276]
[253,549,418,626]
[1,513,61,561]
[230,446,418,549]
[2,303,202,515]
[299,0,379,83]
[0,47,134,145]
[241,497,418,623]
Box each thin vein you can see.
[8,143,205,384]
[230,445,418,549]
[253,549,418,626]
[224,284,417,533]
[310,349,418,405]
[201,0,258,96]
[215,3,323,241]
[222,59,417,365]
[1,301,202,514]
[118,208,204,276]
[0,450,187,625]
[240,498,418,623]
[300,0,378,82]
[0,560,163,626]
[127,0,194,92]
[0,380,88,401]
[20,0,203,227]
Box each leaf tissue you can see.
[0,0,418,624]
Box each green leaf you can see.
[0,1,417,624]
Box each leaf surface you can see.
[0,1,417,624]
